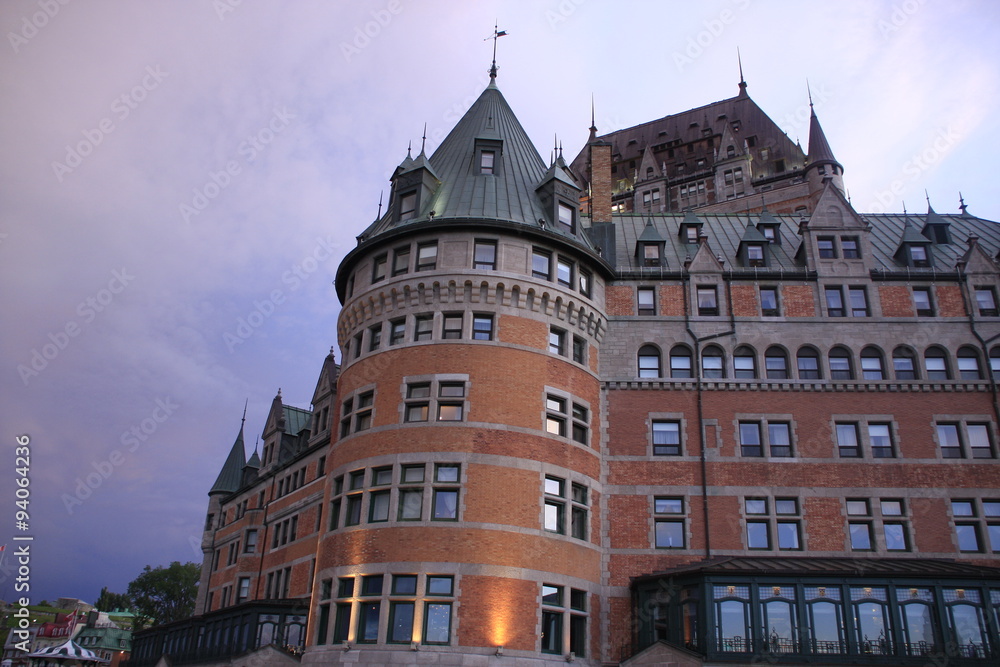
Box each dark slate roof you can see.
[635,556,1000,583]
[806,104,840,169]
[209,427,246,495]
[283,405,311,437]
[75,627,132,652]
[602,210,1000,274]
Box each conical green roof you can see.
[209,427,246,495]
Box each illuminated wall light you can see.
[495,645,504,656]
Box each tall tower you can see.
[308,73,612,664]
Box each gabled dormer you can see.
[737,222,771,268]
[389,144,441,224]
[536,153,583,236]
[797,182,871,276]
[894,216,934,268]
[958,235,1000,276]
[756,205,782,245]
[635,219,666,267]
[921,203,952,244]
[678,209,704,244]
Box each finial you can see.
[241,398,248,428]
[558,141,563,160]
[406,140,412,158]
[590,94,596,131]
[421,123,427,154]
[925,189,931,208]
[486,22,508,80]
[377,191,383,219]
[330,346,335,356]
[902,201,908,217]
[959,192,968,215]
[737,47,747,94]
[807,79,814,110]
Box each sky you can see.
[1,0,999,606]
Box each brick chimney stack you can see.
[589,141,613,224]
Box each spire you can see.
[486,23,508,81]
[959,192,970,216]
[420,123,427,155]
[806,85,840,169]
[737,47,748,96]
[588,94,597,142]
[209,421,248,495]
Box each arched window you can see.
[734,346,757,379]
[892,346,919,380]
[860,347,886,380]
[957,346,982,380]
[765,346,789,379]
[797,346,821,379]
[638,345,661,378]
[702,345,725,379]
[829,346,854,380]
[670,345,693,379]
[924,346,950,380]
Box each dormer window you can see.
[909,245,929,267]
[841,236,861,259]
[746,244,765,267]
[684,226,698,243]
[558,202,575,234]
[480,150,495,174]
[399,191,417,221]
[759,225,778,243]
[642,244,661,267]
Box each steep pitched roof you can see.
[806,102,841,170]
[209,426,246,495]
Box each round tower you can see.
[308,76,611,664]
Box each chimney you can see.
[589,142,613,224]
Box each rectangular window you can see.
[558,202,575,232]
[442,313,463,339]
[975,287,998,316]
[368,324,382,352]
[968,423,994,458]
[768,422,792,457]
[392,246,410,276]
[572,336,586,364]
[399,192,417,221]
[578,269,592,297]
[369,490,390,522]
[637,287,655,316]
[556,257,573,287]
[697,286,719,316]
[848,287,869,317]
[760,287,779,316]
[549,327,566,356]
[837,423,860,458]
[472,314,494,341]
[913,287,934,316]
[847,499,873,550]
[869,423,895,458]
[825,287,845,317]
[389,318,405,345]
[654,497,685,548]
[746,244,765,267]
[841,236,860,259]
[474,240,497,270]
[372,254,387,283]
[532,249,552,280]
[938,423,963,458]
[480,150,495,174]
[424,602,452,644]
[739,422,762,457]
[414,314,433,341]
[818,237,836,259]
[416,242,437,271]
[652,420,681,456]
[432,489,458,520]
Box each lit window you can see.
[654,497,685,548]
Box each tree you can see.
[126,561,200,630]
[94,586,130,612]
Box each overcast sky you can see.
[2,0,999,606]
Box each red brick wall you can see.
[660,285,685,316]
[459,576,538,650]
[879,285,913,317]
[590,144,613,224]
[937,284,966,317]
[782,285,816,316]
[606,285,633,316]
[499,313,547,348]
[731,285,758,317]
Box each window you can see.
[913,287,934,316]
[237,577,250,604]
[836,423,861,458]
[909,245,930,267]
[340,390,374,436]
[797,347,821,379]
[860,347,885,380]
[432,464,460,520]
[764,347,789,379]
[745,498,770,549]
[739,422,762,457]
[825,287,845,317]
[441,312,463,339]
[572,336,586,364]
[975,287,998,316]
[760,287,779,316]
[532,248,551,280]
[654,497,685,548]
[543,476,588,540]
[829,347,853,380]
[416,242,437,271]
[892,346,918,380]
[818,237,836,259]
[642,243,661,267]
[992,347,1000,379]
[244,529,258,553]
[669,345,692,378]
[638,345,661,378]
[637,287,655,316]
[558,202,575,233]
[702,346,724,378]
[541,584,587,656]
[768,422,793,457]
[746,244,765,267]
[652,420,681,456]
[389,318,405,345]
[549,327,566,356]
[697,286,719,315]
[847,499,873,550]
[392,246,410,276]
[546,393,589,445]
[372,254,387,283]
[868,423,895,458]
[739,420,793,457]
[841,236,861,259]
[474,240,497,270]
[937,422,995,459]
[480,150,495,174]
[957,347,982,380]
[579,269,592,297]
[951,499,1000,553]
[399,192,417,221]
[734,346,757,379]
[368,324,382,352]
[472,314,494,341]
[774,498,802,550]
[413,314,433,341]
[848,287,869,316]
[925,347,950,380]
[880,499,909,551]
[403,378,468,424]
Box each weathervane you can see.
[486,23,508,79]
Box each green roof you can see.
[209,427,246,495]
[283,405,311,437]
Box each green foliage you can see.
[126,561,200,630]
[94,586,131,612]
